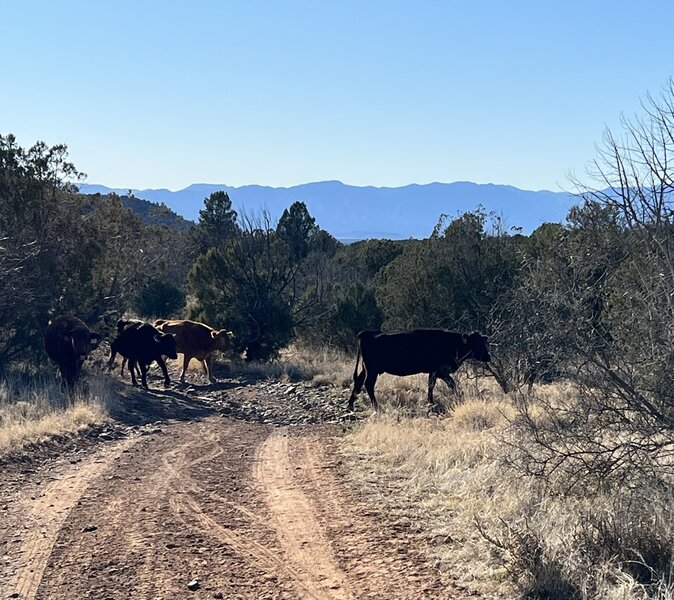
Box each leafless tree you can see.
[504,80,674,489]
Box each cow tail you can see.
[352,343,362,381]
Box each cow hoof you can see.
[163,380,171,388]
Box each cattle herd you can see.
[44,314,493,412]
[45,315,235,391]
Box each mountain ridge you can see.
[78,180,577,238]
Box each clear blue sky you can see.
[1,1,672,191]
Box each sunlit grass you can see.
[321,360,674,599]
[0,374,115,455]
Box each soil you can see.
[0,366,474,599]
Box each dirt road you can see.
[1,391,465,599]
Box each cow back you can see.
[113,323,177,363]
[154,319,222,358]
[359,329,474,376]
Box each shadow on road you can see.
[109,385,215,425]
[108,376,256,426]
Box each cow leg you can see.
[129,359,139,387]
[428,372,437,405]
[429,369,458,414]
[157,357,171,387]
[203,357,216,383]
[437,367,461,411]
[427,372,448,414]
[139,362,149,389]
[440,374,457,393]
[121,357,127,377]
[60,363,76,394]
[347,367,367,411]
[180,355,190,383]
[364,372,380,412]
[436,365,458,394]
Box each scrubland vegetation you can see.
[342,378,674,599]
[4,81,674,597]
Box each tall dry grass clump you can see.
[341,380,674,599]
[0,374,115,455]
[220,344,354,388]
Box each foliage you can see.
[276,200,319,262]
[377,211,522,331]
[188,212,297,361]
[304,282,384,351]
[295,238,401,348]
[134,277,186,318]
[502,80,674,494]
[0,134,194,364]
[197,190,238,248]
[120,194,193,232]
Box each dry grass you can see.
[325,364,674,600]
[217,344,355,388]
[240,346,673,595]
[0,374,116,456]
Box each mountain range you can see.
[78,181,578,239]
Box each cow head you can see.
[463,332,491,363]
[61,328,98,362]
[117,318,144,333]
[212,329,235,353]
[155,332,178,360]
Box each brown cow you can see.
[153,319,234,383]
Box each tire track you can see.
[254,430,355,600]
[163,425,327,598]
[5,416,462,599]
[7,436,138,600]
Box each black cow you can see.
[347,329,491,412]
[108,318,144,377]
[44,315,101,390]
[110,323,177,389]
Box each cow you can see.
[108,318,144,377]
[347,329,491,413]
[153,319,234,383]
[44,315,101,391]
[110,322,177,389]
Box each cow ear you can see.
[154,333,162,344]
[462,333,469,344]
[211,330,218,339]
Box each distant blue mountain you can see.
[78,181,577,238]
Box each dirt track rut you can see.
[1,414,462,599]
